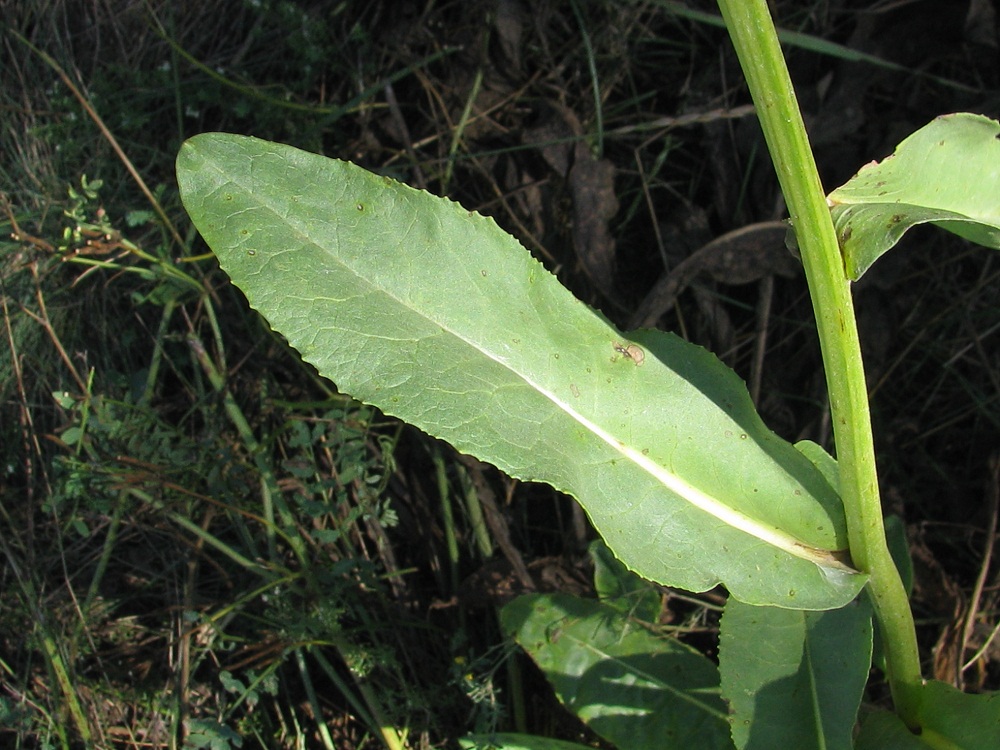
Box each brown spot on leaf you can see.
[613,341,644,365]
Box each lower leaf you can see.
[857,680,1000,749]
[177,132,867,610]
[719,597,873,750]
[502,592,734,750]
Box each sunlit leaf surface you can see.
[177,133,866,609]
[856,680,1000,749]
[828,113,1000,280]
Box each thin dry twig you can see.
[959,452,1000,682]
[9,30,188,254]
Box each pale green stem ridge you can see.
[715,0,924,727]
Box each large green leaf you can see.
[828,113,1000,280]
[718,598,872,750]
[176,133,866,609]
[502,593,734,750]
[856,680,1000,749]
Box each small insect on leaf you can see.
[613,341,645,366]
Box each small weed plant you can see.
[176,1,1000,747]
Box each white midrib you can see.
[350,270,852,572]
[523,370,854,571]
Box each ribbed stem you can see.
[716,0,923,727]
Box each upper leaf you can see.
[828,113,1000,280]
[176,133,866,609]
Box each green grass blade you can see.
[650,0,976,92]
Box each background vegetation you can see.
[2,0,999,747]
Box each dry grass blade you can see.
[959,453,1000,687]
[9,30,187,254]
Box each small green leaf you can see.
[183,719,243,750]
[52,390,76,409]
[828,113,1000,280]
[61,426,84,446]
[177,133,866,609]
[126,209,156,227]
[719,597,873,750]
[502,593,734,750]
[913,681,1000,747]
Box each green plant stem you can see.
[77,491,128,636]
[311,648,406,750]
[443,66,483,193]
[141,298,177,406]
[716,0,923,726]
[569,0,604,157]
[459,464,494,560]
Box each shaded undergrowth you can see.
[1,0,999,747]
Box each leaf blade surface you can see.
[828,113,1000,280]
[856,680,1000,749]
[177,132,865,609]
[502,593,734,750]
[719,598,872,749]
